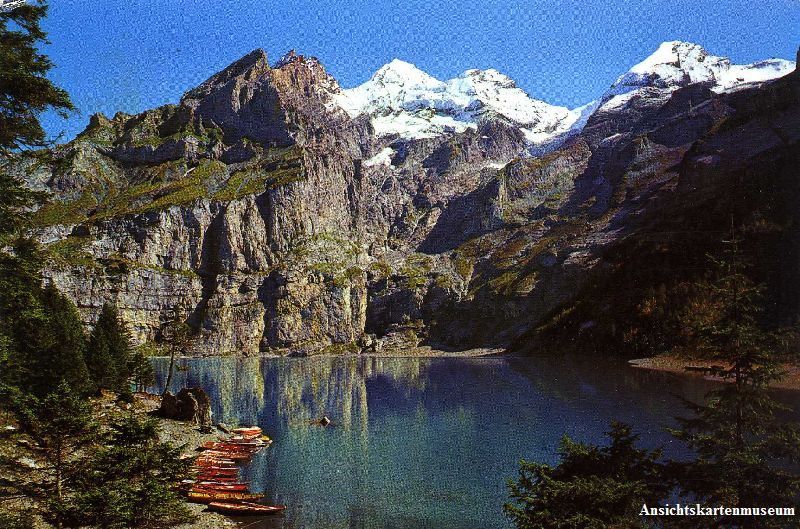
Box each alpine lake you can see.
[150,354,800,529]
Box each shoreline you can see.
[629,355,800,392]
[136,395,238,529]
[161,346,506,360]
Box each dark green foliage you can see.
[0,243,90,397]
[668,386,800,529]
[0,169,45,238]
[0,508,34,529]
[8,382,97,523]
[86,303,134,394]
[0,0,89,397]
[510,229,800,529]
[679,230,785,381]
[0,0,74,155]
[504,422,666,529]
[0,5,190,528]
[39,283,91,391]
[667,231,800,528]
[128,346,155,393]
[159,316,192,396]
[65,415,194,529]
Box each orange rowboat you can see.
[202,441,263,451]
[195,458,237,465]
[192,478,248,486]
[195,461,237,468]
[226,435,269,444]
[196,456,238,463]
[195,470,239,479]
[203,451,251,461]
[192,483,250,493]
[224,435,269,443]
[231,427,262,438]
[183,478,247,486]
[208,501,286,515]
[188,491,264,504]
[196,457,237,463]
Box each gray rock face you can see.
[159,387,212,427]
[17,49,800,355]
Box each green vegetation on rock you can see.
[31,144,305,230]
[400,254,433,290]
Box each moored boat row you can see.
[185,425,286,516]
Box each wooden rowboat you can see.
[231,427,262,438]
[195,465,239,472]
[183,479,247,487]
[194,470,239,479]
[203,441,263,451]
[208,501,286,515]
[192,483,250,492]
[193,478,249,485]
[195,460,237,466]
[216,442,263,451]
[195,457,237,464]
[195,461,237,468]
[203,450,251,461]
[196,456,238,463]
[225,435,269,444]
[187,491,264,504]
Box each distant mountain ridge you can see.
[334,41,795,146]
[13,40,800,356]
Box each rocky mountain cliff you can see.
[14,43,800,356]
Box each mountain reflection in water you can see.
[150,355,732,529]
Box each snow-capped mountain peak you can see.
[625,40,726,87]
[333,43,794,147]
[602,41,795,109]
[335,60,573,142]
[369,59,444,89]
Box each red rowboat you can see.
[202,441,262,452]
[188,491,264,504]
[203,450,251,461]
[208,501,286,515]
[231,427,262,438]
[197,462,237,468]
[195,470,239,479]
[192,483,250,493]
[193,477,247,485]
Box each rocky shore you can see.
[0,393,238,529]
[136,394,237,529]
[629,356,800,392]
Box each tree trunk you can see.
[55,444,64,529]
[162,348,176,397]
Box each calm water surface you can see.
[151,355,727,529]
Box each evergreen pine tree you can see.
[668,226,800,528]
[66,414,194,528]
[0,0,74,156]
[128,346,155,393]
[10,382,97,526]
[85,303,133,394]
[37,283,90,394]
[0,0,82,398]
[504,422,667,529]
[159,315,192,396]
[0,246,90,396]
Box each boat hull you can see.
[188,492,264,504]
[208,501,286,515]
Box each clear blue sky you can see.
[40,0,799,142]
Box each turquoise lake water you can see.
[151,355,724,529]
